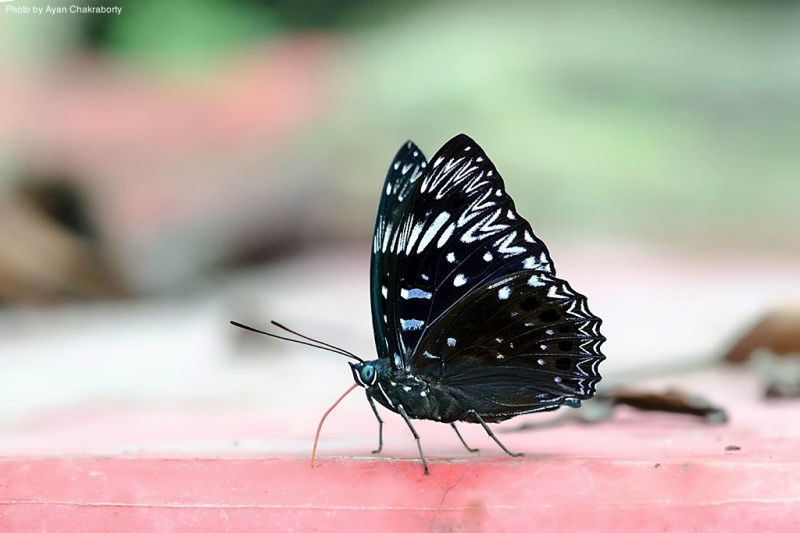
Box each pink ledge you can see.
[2,369,800,531]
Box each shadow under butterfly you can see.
[232,134,606,475]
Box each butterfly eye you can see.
[360,365,376,385]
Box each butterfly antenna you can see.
[229,321,363,363]
[270,320,363,362]
[311,383,359,469]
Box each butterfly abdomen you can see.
[368,370,474,423]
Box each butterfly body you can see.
[351,359,464,423]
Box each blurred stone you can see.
[510,387,728,431]
[724,309,800,364]
[602,389,728,425]
[0,178,127,305]
[752,349,800,400]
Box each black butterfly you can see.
[233,134,605,475]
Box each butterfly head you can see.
[350,361,378,387]
[349,359,393,388]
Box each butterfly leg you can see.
[366,393,384,454]
[472,412,524,457]
[450,423,479,453]
[397,404,429,475]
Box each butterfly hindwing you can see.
[410,270,605,420]
[373,134,555,368]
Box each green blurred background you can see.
[0,0,798,299]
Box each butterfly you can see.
[233,134,605,475]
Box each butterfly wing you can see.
[372,134,555,369]
[371,141,429,368]
[410,270,605,421]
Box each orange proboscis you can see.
[311,383,359,469]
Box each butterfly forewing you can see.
[373,134,556,368]
[410,270,605,419]
[371,141,429,367]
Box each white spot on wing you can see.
[446,252,456,263]
[523,256,539,269]
[549,285,568,299]
[417,211,450,253]
[461,208,507,244]
[483,252,493,262]
[405,221,424,255]
[528,276,545,287]
[382,222,393,253]
[498,286,511,300]
[401,287,433,300]
[400,318,425,331]
[437,222,456,248]
[453,274,467,287]
[447,337,456,347]
[381,285,388,298]
[496,231,525,256]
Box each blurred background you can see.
[0,0,798,455]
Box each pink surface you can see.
[2,370,800,531]
[1,454,798,532]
